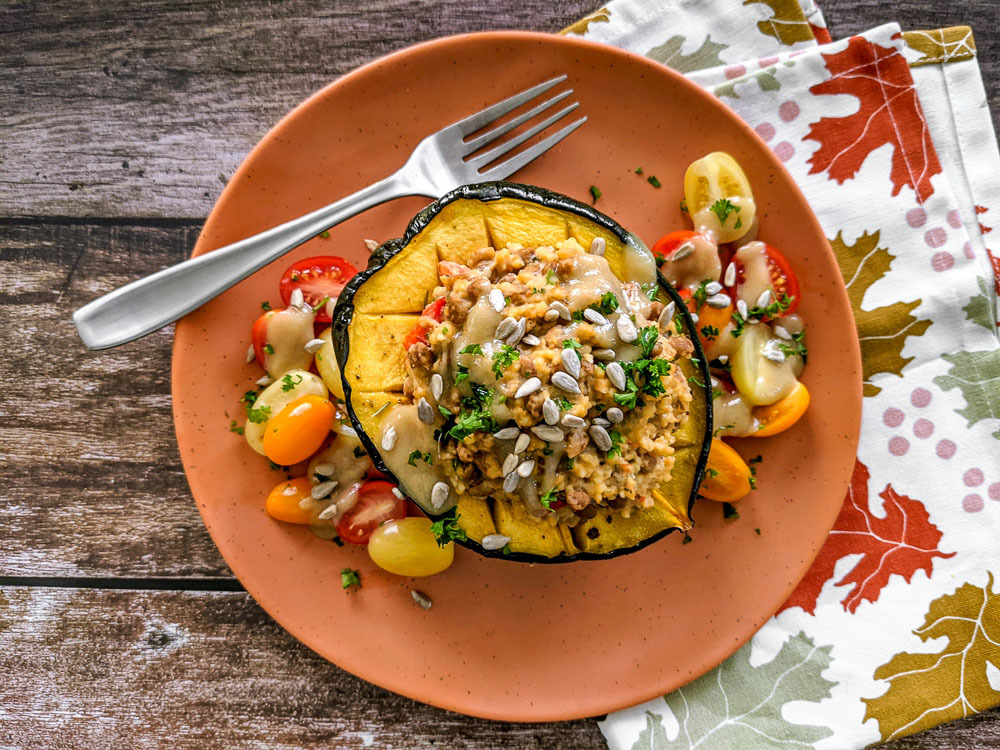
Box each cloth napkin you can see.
[562,1,1000,747]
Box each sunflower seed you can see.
[411,589,433,609]
[303,338,325,355]
[494,426,520,440]
[417,397,434,424]
[670,243,695,261]
[763,348,787,363]
[724,262,737,287]
[488,288,506,312]
[549,301,572,321]
[245,345,256,364]
[705,293,731,309]
[311,480,339,500]
[364,238,380,252]
[340,425,358,437]
[606,407,624,424]
[503,471,520,493]
[705,281,723,295]
[583,308,609,326]
[495,317,517,340]
[736,299,749,319]
[480,534,511,551]
[313,462,335,477]
[299,497,312,510]
[506,317,527,345]
[391,487,406,500]
[514,377,541,399]
[773,325,792,340]
[658,301,676,330]
[717,354,729,364]
[543,398,560,425]
[431,373,444,400]
[502,453,519,476]
[514,433,530,454]
[590,237,606,256]
[561,413,585,428]
[606,361,627,390]
[593,348,616,361]
[616,315,638,342]
[430,481,450,510]
[381,425,398,451]
[551,371,580,394]
[256,375,273,386]
[756,289,773,308]
[521,334,540,347]
[517,460,535,478]
[591,419,610,429]
[690,312,699,324]
[543,309,560,322]
[561,348,581,378]
[290,288,305,309]
[317,504,340,521]
[531,425,565,442]
[589,425,613,451]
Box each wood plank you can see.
[0,585,606,748]
[0,0,597,220]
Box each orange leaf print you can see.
[780,460,954,614]
[805,36,942,203]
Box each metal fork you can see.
[73,75,585,350]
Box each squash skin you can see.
[332,182,713,563]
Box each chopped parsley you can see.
[647,175,662,188]
[691,279,712,310]
[571,309,586,322]
[260,300,271,311]
[540,487,558,511]
[713,423,735,438]
[638,326,659,358]
[562,338,582,350]
[734,217,742,230]
[755,528,761,536]
[228,420,244,435]
[731,292,795,338]
[640,282,660,301]
[341,568,361,590]
[679,199,688,213]
[502,543,511,555]
[430,510,467,547]
[407,450,432,466]
[491,344,520,380]
[722,502,740,519]
[700,324,720,341]
[320,230,330,239]
[460,344,482,356]
[312,295,331,313]
[565,457,575,470]
[556,397,573,411]
[589,185,602,203]
[634,166,644,174]
[280,373,303,392]
[263,344,274,355]
[353,445,367,458]
[709,198,740,226]
[438,404,452,418]
[546,269,558,284]
[748,455,762,490]
[706,467,720,479]
[592,292,619,315]
[682,533,693,545]
[607,430,624,458]
[778,330,808,362]
[454,365,470,383]
[246,404,272,424]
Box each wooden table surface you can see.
[2,1,998,747]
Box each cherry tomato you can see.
[251,310,275,365]
[402,297,446,350]
[652,230,702,264]
[279,256,358,322]
[336,480,407,545]
[262,394,336,466]
[699,438,752,503]
[728,243,800,319]
[265,477,313,524]
[752,381,810,437]
[684,152,756,243]
[367,517,455,576]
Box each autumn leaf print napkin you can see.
[562,2,1000,748]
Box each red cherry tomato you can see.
[728,244,800,319]
[336,480,407,545]
[279,256,358,322]
[402,297,447,350]
[251,310,276,364]
[652,230,702,264]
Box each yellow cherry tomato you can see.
[314,327,346,401]
[730,323,798,406]
[699,438,752,503]
[752,381,810,437]
[265,477,314,524]
[684,151,756,243]
[262,394,335,466]
[367,517,454,577]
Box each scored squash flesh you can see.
[332,183,712,563]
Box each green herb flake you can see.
[634,166,644,174]
[260,300,272,311]
[546,269,558,284]
[280,373,303,392]
[438,405,453,418]
[722,502,740,520]
[320,230,330,239]
[491,344,520,380]
[353,446,367,458]
[682,533,693,545]
[539,487,558,511]
[556,397,573,411]
[246,404,272,424]
[562,339,582,351]
[263,344,274,355]
[593,292,619,315]
[228,420,244,435]
[706,467,720,479]
[709,198,740,225]
[454,365,470,383]
[607,430,624,458]
[341,568,361,590]
[589,185,602,203]
[680,199,688,213]
[700,324,719,341]
[430,510,467,547]
[647,175,662,188]
[778,330,808,362]
[312,295,330,314]
[502,543,511,555]
[754,528,761,536]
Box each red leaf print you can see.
[780,460,954,615]
[988,248,1000,296]
[805,36,942,203]
[976,205,993,236]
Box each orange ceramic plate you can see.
[173,32,861,722]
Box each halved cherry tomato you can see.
[699,438,752,502]
[752,381,810,437]
[279,256,357,322]
[692,298,734,355]
[652,230,702,264]
[262,394,336,466]
[251,311,275,365]
[684,152,756,244]
[336,480,407,545]
[728,243,800,319]
[265,477,313,524]
[251,306,315,376]
[402,297,446,350]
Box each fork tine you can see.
[463,89,573,153]
[450,75,568,137]
[478,116,587,180]
[468,103,580,168]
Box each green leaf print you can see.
[647,35,728,74]
[934,349,1000,440]
[714,67,782,100]
[634,711,670,750]
[636,632,836,749]
[964,277,999,335]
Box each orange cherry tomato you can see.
[692,298,734,355]
[265,477,313,524]
[262,394,336,466]
[652,230,702,264]
[752,381,810,437]
[699,438,752,502]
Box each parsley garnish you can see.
[460,344,483,355]
[682,533,693,545]
[723,502,740,519]
[454,365,470,383]
[700,325,719,341]
[607,430,624,458]
[353,446,367,458]
[540,487,558,511]
[556,397,573,411]
[591,292,619,315]
[260,300,271,311]
[638,326,659,358]
[706,467,720,479]
[647,175,661,188]
[709,198,740,226]
[263,344,274,355]
[341,568,361,590]
[502,543,511,555]
[679,199,688,213]
[778,330,808,362]
[228,420,244,435]
[635,166,643,174]
[438,405,452,418]
[407,450,432,466]
[562,339,582,350]
[491,344,520,380]
[589,185,602,203]
[546,269,558,284]
[320,230,330,239]
[280,373,303,392]
[430,510,467,547]
[246,404,271,424]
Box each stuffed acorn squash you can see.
[331,183,711,562]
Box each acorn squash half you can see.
[331,182,712,562]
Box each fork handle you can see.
[73,172,413,350]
